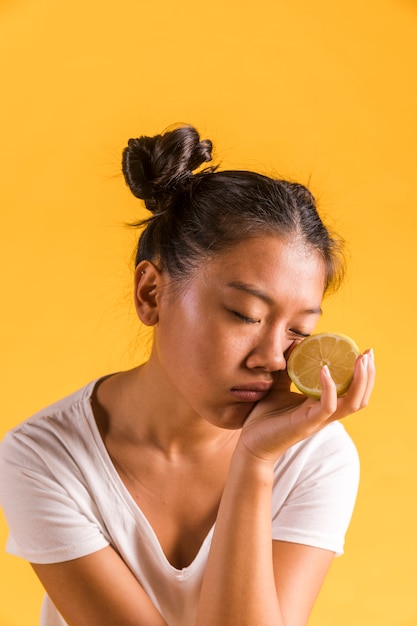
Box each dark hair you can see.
[122,124,345,293]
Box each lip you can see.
[230,382,273,403]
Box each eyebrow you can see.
[226,281,323,315]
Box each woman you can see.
[0,124,375,626]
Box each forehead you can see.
[187,236,325,309]
[204,236,325,290]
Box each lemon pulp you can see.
[287,332,360,399]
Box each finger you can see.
[319,365,338,416]
[361,348,376,407]
[337,352,371,418]
[303,366,338,425]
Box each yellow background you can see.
[1,0,416,624]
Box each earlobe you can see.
[134,261,162,326]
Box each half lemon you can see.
[287,332,360,399]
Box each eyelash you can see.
[231,311,260,324]
[289,329,311,339]
[232,312,311,338]
[232,313,310,337]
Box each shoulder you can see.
[0,379,100,473]
[273,421,360,501]
[271,422,360,554]
[0,379,111,563]
[275,421,359,480]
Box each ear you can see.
[134,261,162,326]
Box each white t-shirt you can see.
[0,380,360,626]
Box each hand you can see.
[238,349,375,463]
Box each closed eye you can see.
[231,311,260,324]
[289,328,311,338]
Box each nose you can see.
[245,329,291,372]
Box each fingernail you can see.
[361,354,369,368]
[323,365,332,377]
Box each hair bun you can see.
[122,125,213,211]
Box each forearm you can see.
[196,444,284,626]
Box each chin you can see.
[205,403,255,430]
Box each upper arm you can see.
[32,546,168,626]
[272,540,335,626]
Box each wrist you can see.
[230,439,277,486]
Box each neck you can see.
[93,363,239,460]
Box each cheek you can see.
[284,340,302,360]
[157,292,250,376]
[188,330,245,382]
[211,331,254,367]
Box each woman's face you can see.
[151,236,326,428]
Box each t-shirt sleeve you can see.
[271,422,360,556]
[0,425,110,564]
